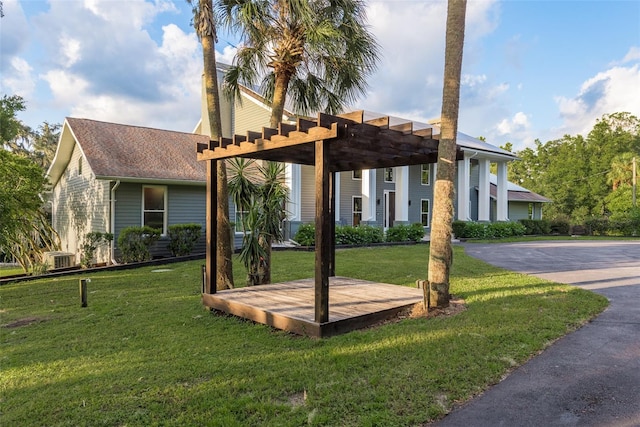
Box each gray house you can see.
[47,71,549,265]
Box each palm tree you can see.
[217,0,378,283]
[216,0,379,128]
[607,152,636,190]
[427,0,467,308]
[188,0,234,290]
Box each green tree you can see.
[0,94,26,144]
[188,0,234,290]
[0,149,59,271]
[427,0,467,308]
[217,0,379,128]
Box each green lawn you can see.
[1,245,607,426]
[0,265,23,278]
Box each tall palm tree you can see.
[189,0,234,290]
[217,0,379,283]
[216,0,379,128]
[427,0,467,308]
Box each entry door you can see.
[384,191,395,228]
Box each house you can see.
[47,67,549,265]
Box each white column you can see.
[395,166,409,222]
[361,169,376,222]
[457,154,470,221]
[285,163,301,221]
[496,161,509,221]
[334,172,341,222]
[478,158,491,221]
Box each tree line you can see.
[505,112,640,224]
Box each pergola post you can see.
[329,171,336,277]
[315,139,330,323]
[205,159,218,294]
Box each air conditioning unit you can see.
[42,251,76,269]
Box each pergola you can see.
[196,110,462,324]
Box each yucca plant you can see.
[228,159,288,285]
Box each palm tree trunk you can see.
[200,1,234,290]
[427,0,467,308]
[270,71,292,128]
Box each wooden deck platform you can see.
[202,277,424,337]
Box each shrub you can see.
[80,231,114,268]
[117,226,161,263]
[518,219,551,235]
[293,223,315,246]
[293,223,385,246]
[585,216,640,236]
[451,221,525,239]
[386,223,425,242]
[549,220,570,235]
[167,224,202,256]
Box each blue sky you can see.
[2,0,638,151]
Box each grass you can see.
[0,265,23,278]
[1,245,607,426]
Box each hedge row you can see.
[452,221,526,239]
[585,218,640,236]
[518,219,570,235]
[293,223,425,246]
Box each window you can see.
[78,158,83,176]
[421,199,430,227]
[352,170,362,180]
[353,196,362,226]
[384,167,394,183]
[142,186,166,234]
[234,204,249,234]
[528,203,534,219]
[421,164,430,185]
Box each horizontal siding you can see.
[52,142,110,264]
[234,96,272,135]
[300,165,315,223]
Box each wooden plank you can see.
[336,110,364,123]
[315,139,330,324]
[279,122,297,136]
[247,130,262,142]
[298,118,318,132]
[196,142,208,153]
[262,127,278,139]
[233,134,247,145]
[389,122,413,134]
[413,127,433,138]
[201,277,424,337]
[364,116,389,128]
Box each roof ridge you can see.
[66,117,205,137]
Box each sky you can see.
[1,0,639,151]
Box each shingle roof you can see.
[67,118,208,183]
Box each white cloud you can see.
[555,64,640,136]
[3,57,36,97]
[359,0,500,119]
[622,46,640,63]
[25,0,203,131]
[217,45,238,66]
[59,35,82,67]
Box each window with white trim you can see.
[234,204,249,234]
[142,186,167,234]
[420,199,430,227]
[352,170,362,180]
[384,167,394,183]
[421,164,430,185]
[353,196,362,226]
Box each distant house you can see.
[46,118,211,264]
[47,67,549,265]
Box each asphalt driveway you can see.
[435,240,640,427]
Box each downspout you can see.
[110,180,121,264]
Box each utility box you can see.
[42,251,76,269]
